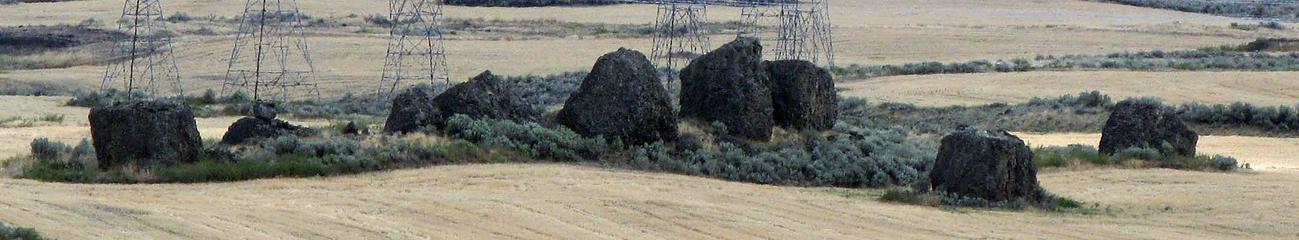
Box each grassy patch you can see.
[877,188,1101,214]
[0,114,65,128]
[1034,145,1241,172]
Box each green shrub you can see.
[1113,147,1164,161]
[0,221,48,240]
[624,124,936,188]
[1211,155,1239,171]
[1034,144,1109,167]
[443,114,608,161]
[30,138,69,161]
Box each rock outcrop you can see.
[929,129,1043,203]
[1099,99,1198,157]
[678,37,773,140]
[557,48,677,144]
[220,117,318,145]
[383,84,440,134]
[765,60,837,130]
[88,100,202,169]
[434,71,540,126]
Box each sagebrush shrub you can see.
[443,114,608,161]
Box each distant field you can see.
[0,0,1291,98]
[839,71,1299,107]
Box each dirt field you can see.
[840,71,1299,107]
[0,164,1296,239]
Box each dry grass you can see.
[0,163,1296,239]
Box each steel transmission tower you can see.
[223,0,321,102]
[739,0,834,66]
[377,0,451,99]
[650,0,710,90]
[101,0,183,98]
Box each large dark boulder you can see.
[929,129,1044,203]
[679,37,773,140]
[383,84,440,134]
[557,48,677,144]
[765,60,837,130]
[88,100,202,169]
[1099,99,1198,157]
[429,71,540,127]
[220,117,318,145]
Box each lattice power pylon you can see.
[650,0,711,90]
[101,0,183,98]
[222,0,321,102]
[377,0,451,99]
[739,0,834,66]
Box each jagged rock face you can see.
[678,37,774,140]
[383,85,440,134]
[766,60,837,131]
[431,71,541,126]
[1099,99,1198,157]
[88,100,202,169]
[557,48,677,144]
[930,129,1044,203]
[220,117,318,145]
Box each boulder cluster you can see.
[926,98,1203,205]
[678,37,837,140]
[384,38,838,144]
[384,71,540,133]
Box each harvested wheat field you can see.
[840,71,1299,107]
[1,164,1297,239]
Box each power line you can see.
[101,0,183,99]
[377,0,451,99]
[222,0,321,102]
